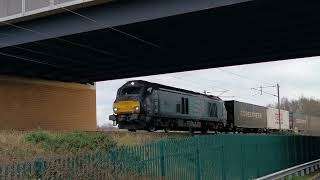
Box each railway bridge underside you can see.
[0,0,320,130]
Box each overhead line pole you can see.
[251,83,282,130]
[277,83,281,130]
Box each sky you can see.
[97,57,320,127]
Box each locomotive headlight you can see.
[113,107,118,112]
[133,106,140,113]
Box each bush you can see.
[25,131,117,153]
[25,131,51,144]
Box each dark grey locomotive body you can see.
[109,80,227,132]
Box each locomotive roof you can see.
[125,80,222,100]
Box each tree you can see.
[267,96,320,116]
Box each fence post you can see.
[196,137,202,180]
[34,158,45,179]
[160,141,166,178]
[256,144,259,178]
[221,137,226,180]
[241,144,245,180]
[294,136,298,165]
[110,149,117,179]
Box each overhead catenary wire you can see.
[56,6,161,49]
[0,0,162,68]
[0,1,300,100]
[0,3,280,86]
[161,71,264,101]
[12,0,160,49]
[0,19,135,72]
[0,48,101,84]
[160,75,250,99]
[0,42,86,65]
[251,85,277,89]
[0,21,125,59]
[0,0,162,76]
[217,68,275,86]
[168,75,229,92]
[0,51,59,68]
[141,74,232,97]
[148,75,205,92]
[251,87,278,97]
[216,67,283,100]
[103,66,276,103]
[0,41,97,72]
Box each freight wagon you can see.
[306,115,320,136]
[266,108,290,131]
[290,112,307,134]
[225,101,267,133]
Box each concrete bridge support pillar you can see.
[0,76,96,131]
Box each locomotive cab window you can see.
[120,87,141,95]
[208,103,217,117]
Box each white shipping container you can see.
[266,108,290,130]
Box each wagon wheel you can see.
[201,128,208,134]
[189,128,194,134]
[164,128,170,133]
[146,123,156,132]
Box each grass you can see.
[105,131,190,146]
[0,130,48,162]
[0,130,189,162]
[25,130,117,152]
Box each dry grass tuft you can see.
[0,130,50,162]
[106,131,190,145]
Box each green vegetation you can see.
[268,96,320,116]
[291,176,308,180]
[25,130,50,144]
[290,175,317,180]
[25,131,117,153]
[0,130,189,162]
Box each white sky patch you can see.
[97,57,320,126]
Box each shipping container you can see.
[266,108,290,130]
[291,112,307,133]
[307,115,320,136]
[225,101,267,129]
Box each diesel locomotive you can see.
[109,80,227,132]
[109,80,320,135]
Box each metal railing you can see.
[255,159,320,180]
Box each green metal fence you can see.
[1,134,320,179]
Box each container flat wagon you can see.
[225,100,267,133]
[307,115,320,136]
[290,112,307,134]
[266,108,290,131]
